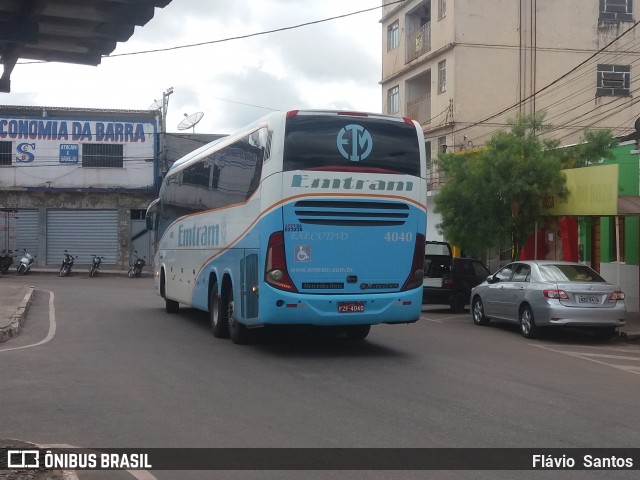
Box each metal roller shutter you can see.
[46,210,118,265]
[16,209,40,261]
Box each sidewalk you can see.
[0,268,150,343]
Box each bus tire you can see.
[210,282,229,338]
[165,298,179,314]
[227,289,247,345]
[345,324,371,340]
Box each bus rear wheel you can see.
[345,324,370,340]
[210,282,229,338]
[165,298,179,314]
[227,289,248,345]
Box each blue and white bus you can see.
[147,110,427,343]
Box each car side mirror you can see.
[486,275,496,284]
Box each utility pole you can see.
[155,87,173,178]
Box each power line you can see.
[107,1,406,59]
[15,1,404,65]
[449,18,640,137]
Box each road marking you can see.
[532,344,640,377]
[421,316,442,323]
[0,290,56,353]
[420,313,470,323]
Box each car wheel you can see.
[345,324,371,340]
[228,289,247,345]
[209,282,229,338]
[520,305,539,339]
[450,292,466,314]
[593,326,616,341]
[472,297,489,326]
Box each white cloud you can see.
[1,0,383,134]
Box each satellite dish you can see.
[148,99,163,111]
[178,112,204,133]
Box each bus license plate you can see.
[338,302,365,313]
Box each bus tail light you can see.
[265,231,298,292]
[401,233,425,291]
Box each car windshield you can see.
[425,243,450,255]
[538,264,606,283]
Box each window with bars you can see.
[387,85,400,114]
[597,64,631,96]
[599,0,633,21]
[82,144,124,168]
[438,60,447,93]
[0,141,11,166]
[438,0,447,19]
[387,20,399,51]
[130,209,147,220]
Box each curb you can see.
[28,268,152,278]
[0,439,71,480]
[0,286,34,343]
[619,331,640,342]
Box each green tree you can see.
[433,113,617,260]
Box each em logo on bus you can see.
[337,124,372,162]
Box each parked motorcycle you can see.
[128,250,146,278]
[1,249,14,274]
[89,254,105,278]
[16,248,36,275]
[59,250,77,277]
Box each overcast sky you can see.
[2,0,384,135]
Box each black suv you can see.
[422,241,490,313]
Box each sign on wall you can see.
[59,144,79,164]
[0,116,156,165]
[541,164,619,216]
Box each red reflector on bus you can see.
[286,110,299,118]
[286,304,298,308]
[337,111,368,117]
[402,117,415,126]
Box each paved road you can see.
[1,276,639,480]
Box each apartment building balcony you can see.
[406,22,430,63]
[406,93,431,125]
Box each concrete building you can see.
[381,0,640,240]
[0,105,159,269]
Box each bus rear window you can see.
[283,115,421,176]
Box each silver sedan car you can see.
[470,261,627,339]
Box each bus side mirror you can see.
[146,216,154,231]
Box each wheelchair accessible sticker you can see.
[295,245,311,262]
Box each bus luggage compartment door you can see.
[241,250,259,319]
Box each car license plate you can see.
[579,295,600,304]
[338,302,365,313]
